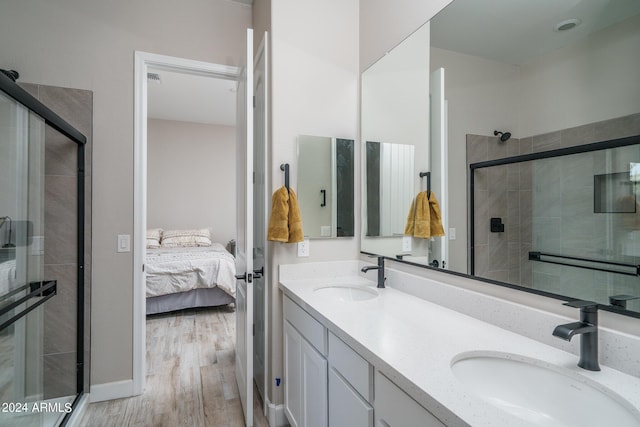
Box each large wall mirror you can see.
[361,0,640,316]
[298,135,354,238]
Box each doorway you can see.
[133,47,269,425]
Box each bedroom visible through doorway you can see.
[145,67,239,315]
[133,53,242,399]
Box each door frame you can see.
[133,51,239,395]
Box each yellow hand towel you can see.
[404,197,417,236]
[287,188,304,243]
[267,186,290,242]
[428,191,445,238]
[267,186,305,243]
[412,191,431,238]
[404,191,445,239]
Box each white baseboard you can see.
[89,379,135,402]
[265,397,287,426]
[65,394,89,427]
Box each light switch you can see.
[117,234,131,253]
[449,228,456,240]
[31,236,44,256]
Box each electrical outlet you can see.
[402,236,412,252]
[297,238,310,257]
[449,228,456,240]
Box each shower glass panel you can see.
[472,138,640,313]
[0,89,77,426]
[531,144,640,311]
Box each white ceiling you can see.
[430,0,640,65]
[147,67,237,126]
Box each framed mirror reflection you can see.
[297,135,354,238]
[360,0,640,316]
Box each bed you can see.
[145,242,237,315]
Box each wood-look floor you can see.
[78,306,269,427]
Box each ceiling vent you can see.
[147,72,162,84]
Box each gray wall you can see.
[147,119,236,244]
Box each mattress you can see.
[145,244,236,298]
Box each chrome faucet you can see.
[361,256,385,288]
[553,300,600,371]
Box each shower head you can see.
[0,69,19,82]
[494,130,511,142]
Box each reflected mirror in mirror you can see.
[360,0,640,315]
[297,135,354,238]
[361,23,432,261]
[365,141,414,237]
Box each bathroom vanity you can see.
[279,261,640,427]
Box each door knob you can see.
[235,272,253,283]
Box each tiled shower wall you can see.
[20,83,92,398]
[466,134,532,286]
[468,113,640,307]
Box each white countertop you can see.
[279,266,640,426]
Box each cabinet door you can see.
[285,321,302,427]
[375,371,445,427]
[329,368,373,427]
[302,339,328,427]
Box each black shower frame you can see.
[469,134,640,314]
[0,72,86,424]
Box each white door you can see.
[236,27,254,426]
[253,32,269,402]
[430,67,448,268]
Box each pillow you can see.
[161,228,212,248]
[146,228,162,249]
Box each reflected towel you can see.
[404,191,445,238]
[428,191,445,238]
[267,186,304,243]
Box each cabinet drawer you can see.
[375,371,445,427]
[328,332,372,402]
[284,296,327,355]
[329,368,373,427]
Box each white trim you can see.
[133,51,240,397]
[64,394,90,427]
[89,380,134,402]
[265,397,287,427]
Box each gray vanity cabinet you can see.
[375,371,445,427]
[328,332,374,426]
[283,295,443,427]
[284,297,328,427]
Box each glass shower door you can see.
[0,91,52,427]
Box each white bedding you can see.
[145,244,236,298]
[0,260,16,298]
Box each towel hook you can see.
[280,163,290,192]
[419,171,431,197]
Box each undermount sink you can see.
[451,352,640,426]
[313,285,378,302]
